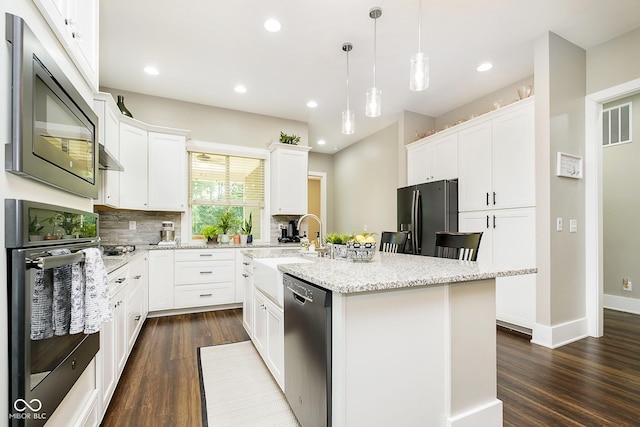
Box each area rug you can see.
[198,340,300,426]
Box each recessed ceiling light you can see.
[144,66,159,76]
[264,18,281,32]
[234,84,247,93]
[476,62,493,72]
[307,100,318,108]
[317,139,326,145]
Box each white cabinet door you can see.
[253,291,267,355]
[407,142,431,185]
[94,98,121,207]
[492,106,536,210]
[242,271,253,336]
[119,123,149,210]
[98,300,116,418]
[458,122,492,212]
[271,147,308,215]
[407,134,458,186]
[265,299,284,389]
[148,250,175,311]
[430,134,458,181]
[114,286,128,374]
[460,208,536,329]
[148,132,187,211]
[67,0,99,89]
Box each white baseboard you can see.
[531,317,589,349]
[603,294,640,315]
[446,400,503,427]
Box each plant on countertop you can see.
[200,225,219,242]
[279,131,301,145]
[324,232,354,245]
[240,213,252,234]
[216,208,238,243]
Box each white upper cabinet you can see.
[119,123,149,210]
[33,0,99,90]
[270,143,311,215]
[94,94,121,207]
[148,132,187,211]
[407,133,458,185]
[458,99,535,212]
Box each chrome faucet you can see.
[297,213,323,249]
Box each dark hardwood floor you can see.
[102,309,640,426]
[100,309,249,427]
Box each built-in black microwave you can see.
[6,13,99,199]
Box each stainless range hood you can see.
[99,143,124,171]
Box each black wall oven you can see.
[5,13,99,199]
[6,200,101,426]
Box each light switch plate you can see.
[569,219,577,233]
[556,217,563,232]
[129,220,136,230]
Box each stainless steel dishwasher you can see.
[283,273,332,427]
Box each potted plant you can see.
[279,131,301,145]
[200,225,219,243]
[240,213,253,244]
[216,208,236,244]
[324,232,354,258]
[28,216,45,241]
[52,213,80,239]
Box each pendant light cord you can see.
[417,0,422,52]
[373,16,377,87]
[346,48,351,110]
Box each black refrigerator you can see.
[397,180,458,256]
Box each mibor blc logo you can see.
[9,398,47,421]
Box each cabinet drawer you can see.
[242,256,253,274]
[175,260,235,284]
[174,283,235,308]
[175,249,235,262]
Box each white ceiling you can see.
[100,0,640,153]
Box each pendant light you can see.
[410,0,429,91]
[365,7,382,118]
[341,42,355,135]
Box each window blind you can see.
[189,152,264,207]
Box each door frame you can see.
[585,77,640,337]
[308,171,327,240]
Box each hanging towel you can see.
[50,248,73,336]
[69,259,86,334]
[31,269,54,340]
[80,248,112,334]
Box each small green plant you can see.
[29,216,44,235]
[79,223,97,238]
[324,232,354,245]
[241,213,253,235]
[200,225,219,240]
[279,131,301,145]
[216,208,237,235]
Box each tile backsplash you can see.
[96,207,181,245]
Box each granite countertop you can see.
[244,248,537,294]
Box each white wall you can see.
[587,27,640,95]
[100,87,309,149]
[332,123,399,236]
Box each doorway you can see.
[585,77,640,337]
[307,171,327,246]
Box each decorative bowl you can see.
[346,241,377,262]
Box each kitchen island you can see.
[244,249,535,427]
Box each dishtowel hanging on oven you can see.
[70,248,112,334]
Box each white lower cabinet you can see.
[148,250,175,311]
[252,289,284,389]
[174,249,236,309]
[459,207,536,329]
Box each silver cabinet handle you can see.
[134,275,141,279]
[199,271,213,274]
[243,262,250,265]
[134,315,141,321]
[115,277,127,283]
[200,293,213,297]
[199,253,213,257]
[242,273,249,278]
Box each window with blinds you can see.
[189,151,264,239]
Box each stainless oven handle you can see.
[27,252,84,270]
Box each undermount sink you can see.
[253,257,313,307]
